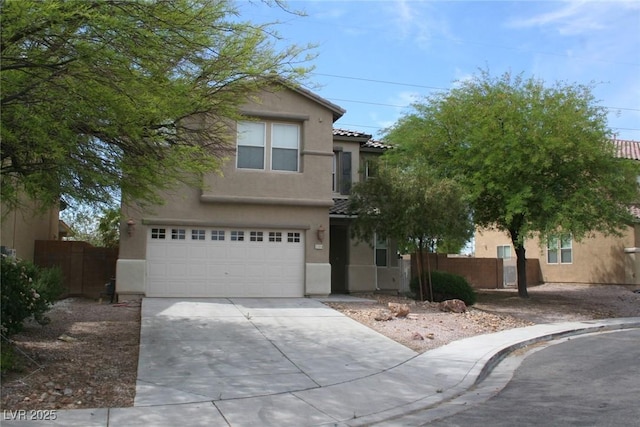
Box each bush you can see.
[410,270,477,305]
[0,255,64,337]
[0,342,20,374]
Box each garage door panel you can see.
[146,227,304,297]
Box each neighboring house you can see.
[330,129,402,294]
[474,138,640,286]
[118,85,385,298]
[1,197,65,262]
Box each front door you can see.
[330,224,349,294]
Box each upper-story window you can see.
[237,121,265,169]
[271,123,299,171]
[333,150,352,195]
[237,121,300,172]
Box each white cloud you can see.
[382,0,453,50]
[507,0,640,36]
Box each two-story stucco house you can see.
[474,138,640,286]
[116,85,400,298]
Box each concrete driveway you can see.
[135,298,417,407]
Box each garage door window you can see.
[211,230,225,241]
[191,229,206,240]
[172,229,186,240]
[151,228,166,239]
[269,232,282,242]
[287,232,301,243]
[250,231,264,242]
[231,231,245,241]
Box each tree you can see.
[384,70,639,297]
[61,205,120,247]
[1,0,311,210]
[349,163,473,301]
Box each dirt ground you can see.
[1,298,140,411]
[1,283,639,411]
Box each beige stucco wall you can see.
[1,199,59,261]
[475,227,638,285]
[347,237,401,293]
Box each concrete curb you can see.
[350,317,640,426]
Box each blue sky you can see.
[239,0,640,140]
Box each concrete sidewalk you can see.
[2,297,639,427]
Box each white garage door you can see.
[146,227,305,297]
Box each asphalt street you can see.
[427,328,640,427]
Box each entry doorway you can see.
[330,223,349,294]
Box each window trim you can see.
[497,245,511,259]
[375,234,388,267]
[547,233,573,264]
[236,121,266,170]
[270,123,300,172]
[236,120,301,172]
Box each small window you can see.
[375,234,388,267]
[250,231,264,242]
[497,245,511,259]
[151,228,166,239]
[191,229,206,240]
[171,229,186,240]
[271,123,299,172]
[560,234,573,263]
[211,230,225,241]
[547,234,572,264]
[287,232,300,243]
[269,232,282,242]
[231,231,245,241]
[333,151,352,195]
[237,121,265,169]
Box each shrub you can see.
[0,255,64,337]
[410,270,477,305]
[0,342,20,374]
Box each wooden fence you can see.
[34,240,118,299]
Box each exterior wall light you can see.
[317,225,326,243]
[127,219,136,236]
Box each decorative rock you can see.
[412,332,424,340]
[388,302,410,317]
[64,388,73,396]
[438,299,467,313]
[58,334,78,342]
[374,309,394,321]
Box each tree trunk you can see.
[514,243,528,298]
[416,238,425,301]
[425,245,433,302]
[508,220,528,298]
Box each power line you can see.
[311,73,640,113]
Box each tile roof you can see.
[613,138,640,161]
[330,198,351,216]
[362,139,393,150]
[333,128,393,150]
[333,128,372,139]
